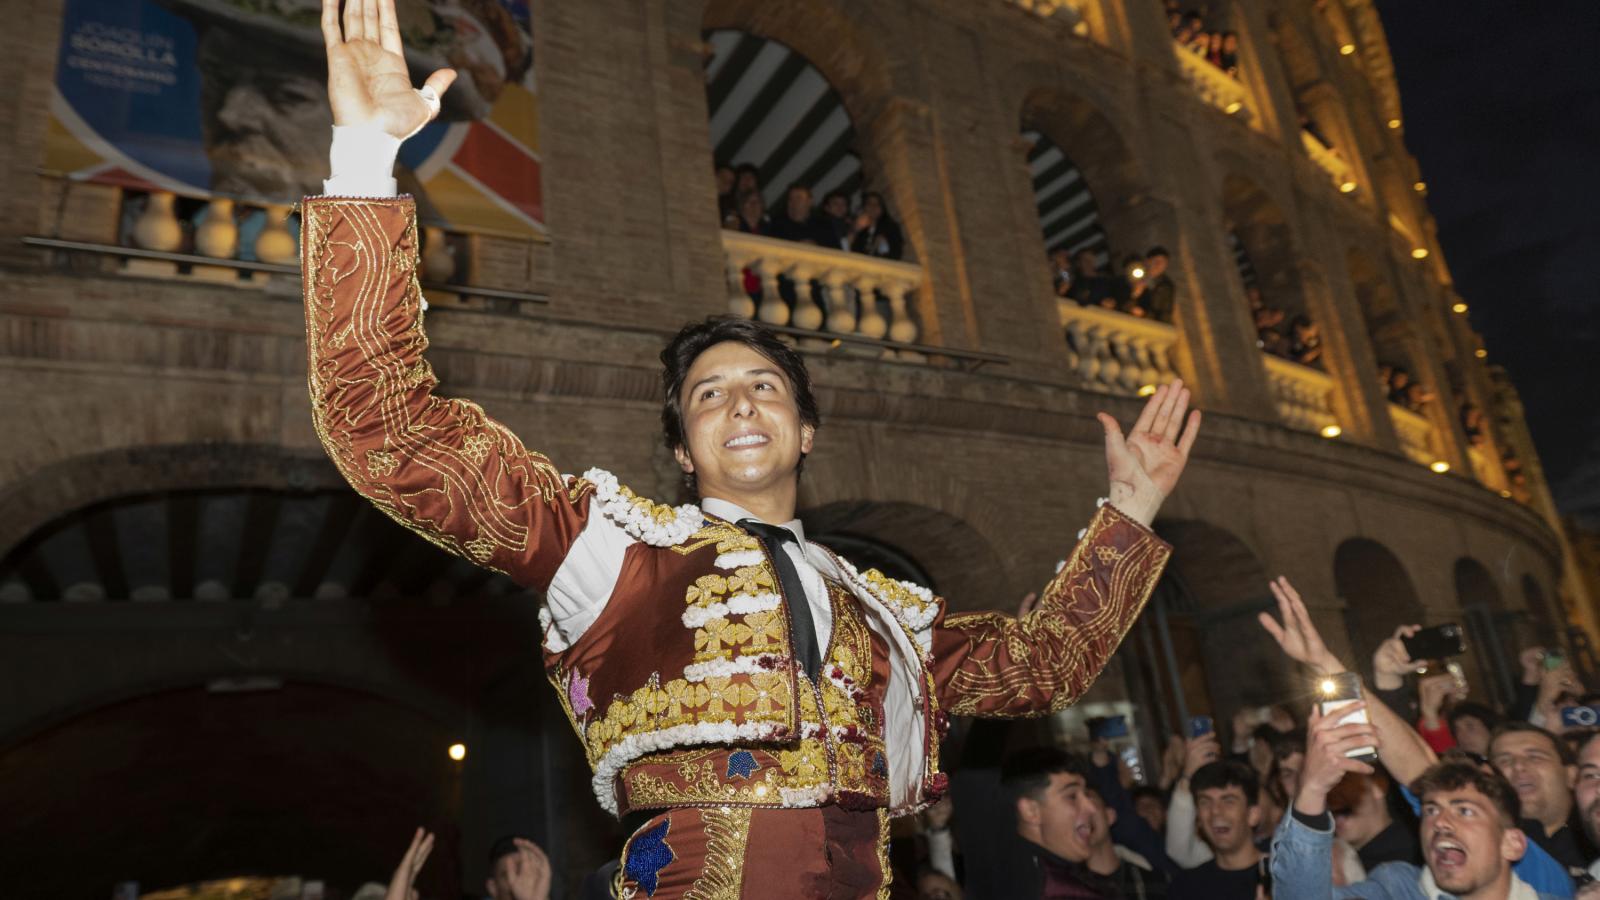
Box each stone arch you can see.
[1220,168,1308,318]
[1520,573,1560,648]
[1456,557,1515,707]
[0,443,344,559]
[1333,537,1425,668]
[799,499,1003,607]
[1019,87,1151,265]
[702,29,866,213]
[0,484,526,605]
[700,0,898,190]
[0,680,467,897]
[1134,519,1286,728]
[1268,12,1370,201]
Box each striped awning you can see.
[1022,130,1107,263]
[705,29,863,212]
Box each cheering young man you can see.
[304,1,1200,895]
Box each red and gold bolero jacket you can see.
[301,196,1172,818]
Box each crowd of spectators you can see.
[325,577,1594,900]
[715,161,904,260]
[1053,245,1177,323]
[1166,1,1240,79]
[891,577,1600,900]
[1251,288,1325,368]
[1377,364,1437,413]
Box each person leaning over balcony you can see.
[1131,246,1175,322]
[820,190,854,252]
[849,191,905,260]
[715,161,738,221]
[1069,249,1120,309]
[1051,247,1076,299]
[1220,32,1240,78]
[768,182,831,246]
[1289,315,1324,367]
[304,2,1199,895]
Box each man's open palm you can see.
[1097,379,1201,525]
[322,0,455,137]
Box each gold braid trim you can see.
[940,505,1170,717]
[683,806,752,900]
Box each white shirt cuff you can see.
[322,124,401,197]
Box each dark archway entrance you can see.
[1456,558,1514,708]
[0,683,462,897]
[1334,538,1425,676]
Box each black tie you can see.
[740,519,822,681]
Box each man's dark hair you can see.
[715,160,734,173]
[1575,729,1600,760]
[786,181,812,199]
[1000,746,1095,807]
[659,317,821,493]
[1271,727,1307,761]
[1145,245,1170,259]
[488,834,534,868]
[822,189,850,209]
[1131,784,1166,806]
[1446,701,1501,733]
[1491,721,1576,766]
[735,162,759,178]
[1191,759,1259,806]
[1411,761,1521,826]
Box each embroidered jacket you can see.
[301,196,1173,817]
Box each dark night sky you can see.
[1375,2,1600,516]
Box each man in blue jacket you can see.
[1273,717,1559,900]
[1259,577,1570,899]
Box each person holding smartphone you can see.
[1259,576,1575,899]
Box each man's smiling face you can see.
[673,341,814,506]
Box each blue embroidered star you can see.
[726,750,761,780]
[871,751,888,777]
[624,818,675,896]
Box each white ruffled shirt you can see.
[541,491,833,655]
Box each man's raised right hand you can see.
[322,0,456,137]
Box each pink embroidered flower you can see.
[568,671,593,717]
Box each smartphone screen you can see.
[1317,672,1377,761]
[1189,715,1214,738]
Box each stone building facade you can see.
[0,0,1589,894]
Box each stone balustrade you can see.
[1468,446,1497,488]
[1387,403,1437,467]
[1001,0,1088,32]
[26,181,547,308]
[1262,354,1337,435]
[1300,130,1357,194]
[722,230,925,359]
[1172,40,1249,118]
[1058,300,1179,396]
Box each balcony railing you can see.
[722,230,926,361]
[1387,403,1437,467]
[1059,301,1179,396]
[1300,131,1357,195]
[1172,40,1249,119]
[1468,446,1497,488]
[1002,0,1089,33]
[25,180,547,309]
[1263,354,1337,435]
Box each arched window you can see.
[1333,538,1425,676]
[704,29,862,214]
[1456,558,1514,707]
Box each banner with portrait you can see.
[45,0,544,238]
